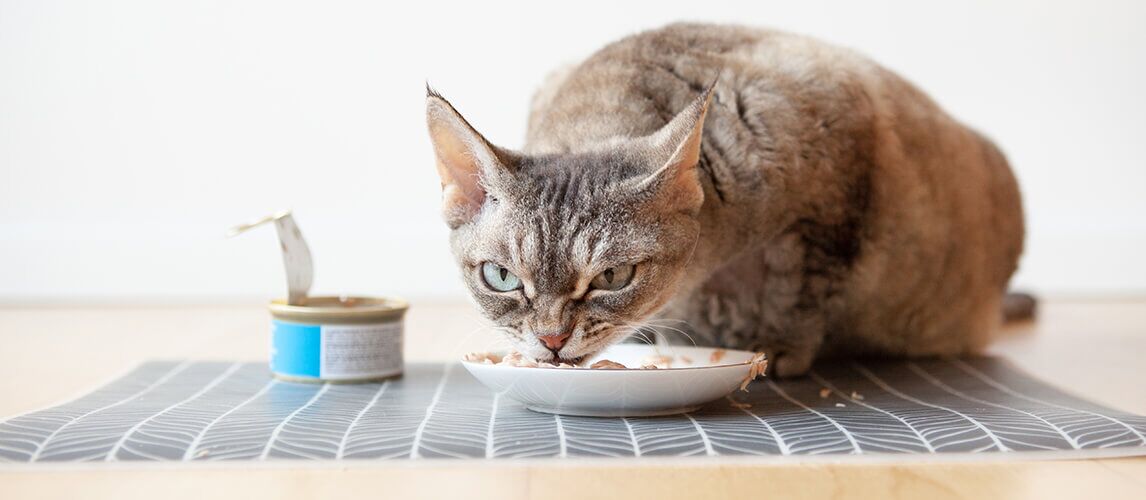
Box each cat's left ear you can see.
[426,88,516,229]
[638,83,714,215]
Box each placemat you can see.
[2,358,1144,462]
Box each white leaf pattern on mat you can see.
[559,415,640,457]
[31,361,195,462]
[487,397,561,458]
[106,362,245,461]
[3,359,1146,461]
[336,382,390,459]
[908,362,1077,450]
[412,364,498,458]
[948,358,1146,448]
[338,365,452,459]
[706,397,788,455]
[0,363,177,462]
[723,381,855,455]
[621,418,642,456]
[554,415,568,458]
[259,383,332,460]
[808,371,935,453]
[851,363,1010,452]
[184,378,277,460]
[262,383,384,460]
[485,393,501,458]
[189,381,327,460]
[684,414,716,456]
[257,383,382,461]
[409,364,452,458]
[624,415,708,457]
[766,380,862,454]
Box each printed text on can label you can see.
[272,320,403,380]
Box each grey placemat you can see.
[2,358,1144,462]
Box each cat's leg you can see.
[665,232,839,378]
[757,312,826,378]
[750,231,836,378]
[747,236,820,376]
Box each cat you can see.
[426,22,1025,377]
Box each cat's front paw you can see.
[764,347,816,378]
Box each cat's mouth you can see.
[550,354,588,366]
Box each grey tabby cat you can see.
[426,23,1025,377]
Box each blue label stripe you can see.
[271,320,321,378]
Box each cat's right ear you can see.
[426,88,515,229]
[635,83,714,216]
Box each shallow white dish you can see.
[461,344,765,417]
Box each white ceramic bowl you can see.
[461,344,764,417]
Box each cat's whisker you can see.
[585,326,638,354]
[609,324,640,344]
[639,326,665,346]
[626,321,664,346]
[649,323,699,347]
[640,318,695,329]
[444,322,513,358]
[642,318,691,324]
[446,322,492,349]
[629,329,655,346]
[629,318,698,347]
[616,322,657,346]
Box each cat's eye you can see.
[481,262,522,292]
[590,265,636,291]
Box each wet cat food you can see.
[464,351,645,369]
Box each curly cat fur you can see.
[427,23,1024,376]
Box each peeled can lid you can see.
[268,296,408,324]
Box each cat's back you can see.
[526,23,891,153]
[527,23,1024,360]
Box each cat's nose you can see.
[538,331,572,350]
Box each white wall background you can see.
[1,0,1144,302]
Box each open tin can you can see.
[268,296,408,383]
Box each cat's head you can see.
[426,86,712,364]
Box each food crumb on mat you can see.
[819,388,831,398]
[728,400,752,409]
[835,403,846,408]
[850,391,864,401]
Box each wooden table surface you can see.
[1,299,1144,499]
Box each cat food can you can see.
[268,296,407,383]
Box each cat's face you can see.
[447,153,702,363]
[426,87,711,363]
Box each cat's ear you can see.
[426,88,516,229]
[638,83,714,215]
